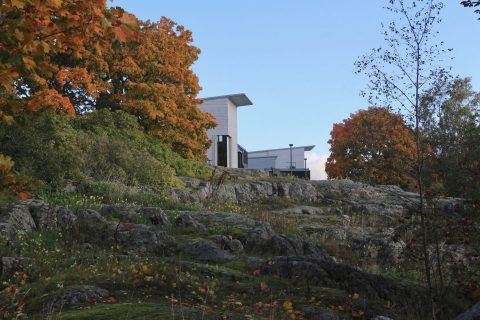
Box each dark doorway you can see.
[217,135,229,167]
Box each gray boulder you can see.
[454,302,480,320]
[43,285,110,314]
[0,204,36,233]
[0,257,33,279]
[183,240,234,264]
[245,225,329,259]
[269,234,325,257]
[245,225,275,253]
[116,223,175,255]
[76,209,106,225]
[216,235,244,254]
[174,213,208,234]
[0,222,17,242]
[30,205,76,230]
[139,207,169,226]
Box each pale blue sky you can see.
[111,1,479,179]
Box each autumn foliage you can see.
[0,1,215,160]
[325,107,417,190]
[0,0,138,121]
[95,18,216,160]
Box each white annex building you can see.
[248,145,315,171]
[199,94,252,168]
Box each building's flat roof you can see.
[249,145,316,154]
[201,93,253,107]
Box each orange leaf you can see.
[18,192,31,201]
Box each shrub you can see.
[0,110,211,193]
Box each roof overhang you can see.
[201,93,253,107]
[249,156,278,160]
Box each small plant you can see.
[0,154,34,204]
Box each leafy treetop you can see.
[0,0,138,122]
[325,107,417,190]
[461,1,480,18]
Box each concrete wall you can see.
[199,97,238,168]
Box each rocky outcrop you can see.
[173,178,321,205]
[100,205,170,226]
[0,185,467,319]
[171,178,462,219]
[312,180,420,217]
[249,256,429,319]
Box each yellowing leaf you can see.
[283,300,293,312]
[141,265,151,274]
[11,0,27,9]
[46,0,63,8]
[352,309,364,318]
[260,281,269,292]
[120,12,138,27]
[22,56,36,69]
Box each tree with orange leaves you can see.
[325,107,417,190]
[0,0,138,121]
[95,18,216,160]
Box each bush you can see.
[0,110,212,193]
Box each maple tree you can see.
[325,107,417,190]
[0,0,138,121]
[94,18,216,160]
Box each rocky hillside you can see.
[0,177,477,319]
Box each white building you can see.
[199,94,252,168]
[248,145,315,172]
